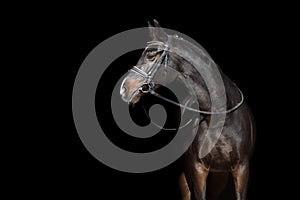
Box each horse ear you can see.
[148,21,155,40]
[148,19,168,42]
[153,19,161,27]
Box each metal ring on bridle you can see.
[139,83,152,93]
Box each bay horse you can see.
[120,20,255,200]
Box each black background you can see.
[16,3,296,199]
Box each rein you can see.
[150,87,244,115]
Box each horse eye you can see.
[146,52,157,61]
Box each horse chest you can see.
[200,134,240,171]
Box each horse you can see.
[119,20,255,200]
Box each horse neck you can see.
[169,37,242,112]
[177,60,241,113]
[177,60,212,112]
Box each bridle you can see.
[130,40,170,94]
[129,37,244,115]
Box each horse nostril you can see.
[120,85,129,102]
[120,78,128,95]
[123,86,127,93]
[120,85,127,95]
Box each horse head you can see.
[120,20,180,104]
